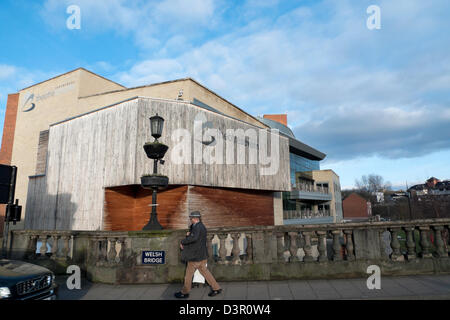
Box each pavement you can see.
[55,274,450,300]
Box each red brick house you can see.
[342,193,371,221]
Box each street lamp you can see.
[150,114,164,140]
[141,114,169,230]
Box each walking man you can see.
[175,211,222,298]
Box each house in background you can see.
[342,193,372,222]
[409,177,450,197]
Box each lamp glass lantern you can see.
[150,114,164,140]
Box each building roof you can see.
[19,67,126,91]
[256,116,326,161]
[18,67,326,161]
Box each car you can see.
[0,259,58,300]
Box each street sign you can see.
[142,250,165,264]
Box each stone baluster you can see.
[218,233,228,264]
[96,238,108,265]
[107,238,117,263]
[302,231,315,262]
[116,238,125,263]
[378,229,389,260]
[101,238,108,263]
[61,235,71,259]
[331,230,342,261]
[87,239,97,263]
[245,233,253,264]
[39,235,48,257]
[404,227,417,260]
[27,235,38,259]
[207,233,215,264]
[389,228,404,261]
[276,232,285,262]
[93,239,102,266]
[419,226,433,258]
[50,235,59,259]
[316,231,328,262]
[288,232,299,262]
[432,226,448,259]
[231,233,241,265]
[344,230,355,261]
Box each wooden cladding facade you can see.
[25,98,288,230]
[104,185,274,231]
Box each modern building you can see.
[255,117,343,224]
[0,67,333,232]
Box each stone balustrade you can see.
[6,218,450,284]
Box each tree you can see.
[355,174,391,193]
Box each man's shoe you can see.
[174,291,189,299]
[208,289,222,297]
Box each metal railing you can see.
[283,209,331,220]
[292,183,329,194]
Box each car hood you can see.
[0,259,52,283]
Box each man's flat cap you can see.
[189,211,201,218]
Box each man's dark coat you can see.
[181,221,209,262]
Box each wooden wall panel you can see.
[135,185,188,230]
[104,185,188,231]
[187,186,274,228]
[103,184,274,231]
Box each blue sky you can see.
[0,0,449,189]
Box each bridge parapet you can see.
[8,218,450,284]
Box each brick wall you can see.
[0,93,19,233]
[263,114,287,126]
[342,193,369,218]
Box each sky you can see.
[0,0,449,190]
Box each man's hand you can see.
[180,243,184,250]
[186,232,190,236]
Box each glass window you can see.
[289,153,320,186]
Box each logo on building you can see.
[22,93,36,112]
[21,80,76,113]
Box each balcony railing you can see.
[283,209,331,220]
[292,183,329,194]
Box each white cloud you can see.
[38,0,450,163]
[0,65,17,80]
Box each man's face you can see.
[190,217,199,224]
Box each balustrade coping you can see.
[10,218,450,237]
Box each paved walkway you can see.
[56,274,450,300]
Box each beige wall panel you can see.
[186,81,266,128]
[77,70,124,98]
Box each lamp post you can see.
[141,114,169,230]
